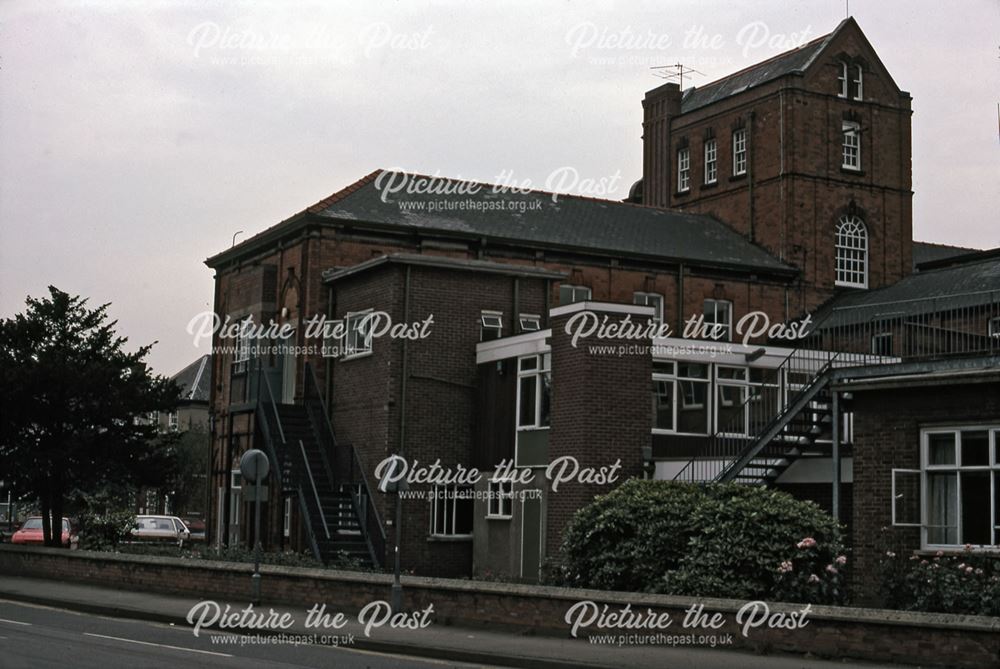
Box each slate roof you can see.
[171,355,211,403]
[207,170,795,276]
[678,20,848,114]
[912,241,982,271]
[816,251,1000,327]
[314,171,794,275]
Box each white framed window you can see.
[430,484,474,537]
[633,292,664,324]
[838,61,848,98]
[842,121,860,171]
[487,479,513,519]
[989,317,1000,338]
[835,215,868,288]
[322,319,344,358]
[233,323,252,373]
[559,284,591,305]
[676,362,711,435]
[891,469,921,527]
[851,64,863,100]
[677,147,690,192]
[168,412,179,432]
[732,129,747,176]
[518,314,541,333]
[871,332,893,357]
[517,354,551,429]
[703,299,732,342]
[343,310,374,359]
[714,366,779,436]
[703,139,717,184]
[283,496,292,538]
[920,427,1000,549]
[651,360,677,433]
[480,311,503,341]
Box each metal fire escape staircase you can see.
[673,349,843,486]
[253,361,386,568]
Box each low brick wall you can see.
[1,545,997,668]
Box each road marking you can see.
[335,645,501,668]
[82,632,233,657]
[0,618,31,626]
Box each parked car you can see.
[11,516,77,548]
[181,517,206,542]
[131,515,191,546]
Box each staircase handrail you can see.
[303,361,387,568]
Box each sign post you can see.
[378,455,408,612]
[239,449,270,605]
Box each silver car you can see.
[131,515,191,546]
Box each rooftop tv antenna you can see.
[650,63,703,90]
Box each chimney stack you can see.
[641,83,682,207]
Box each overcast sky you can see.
[1,0,998,375]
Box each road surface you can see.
[0,599,490,669]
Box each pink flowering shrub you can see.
[551,481,847,603]
[771,536,849,605]
[879,545,1000,615]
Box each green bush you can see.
[880,547,1000,616]
[75,492,137,551]
[551,480,847,604]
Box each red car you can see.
[11,516,76,547]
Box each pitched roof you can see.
[207,170,795,276]
[678,17,883,114]
[171,355,211,403]
[912,241,983,271]
[816,251,1000,327]
[314,171,794,275]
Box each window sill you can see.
[840,167,865,176]
[427,535,473,543]
[701,181,718,190]
[517,426,551,432]
[729,173,747,182]
[915,547,1000,556]
[674,189,691,197]
[486,515,513,521]
[340,351,374,362]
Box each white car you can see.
[131,515,191,546]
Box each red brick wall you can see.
[546,305,653,556]
[641,22,913,312]
[2,545,996,669]
[329,263,552,576]
[850,380,1000,604]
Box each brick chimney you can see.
[641,82,682,208]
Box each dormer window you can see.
[839,60,863,100]
[851,65,863,100]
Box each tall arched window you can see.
[835,215,868,288]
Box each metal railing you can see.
[253,361,322,562]
[303,362,387,567]
[672,290,1000,484]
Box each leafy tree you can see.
[0,287,181,546]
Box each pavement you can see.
[0,576,898,668]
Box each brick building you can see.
[201,17,997,595]
[638,17,913,312]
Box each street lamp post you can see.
[377,455,408,612]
